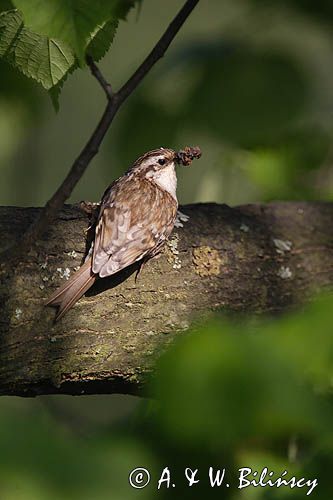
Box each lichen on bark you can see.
[0,201,332,396]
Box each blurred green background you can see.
[1,0,333,498]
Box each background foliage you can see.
[0,0,333,498]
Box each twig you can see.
[117,0,199,104]
[2,0,199,262]
[86,55,113,100]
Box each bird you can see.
[46,146,201,320]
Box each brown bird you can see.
[46,146,201,320]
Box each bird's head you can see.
[129,146,201,198]
[131,146,201,172]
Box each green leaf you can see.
[13,0,138,62]
[48,62,77,111]
[0,2,138,108]
[154,294,333,449]
[0,10,75,90]
[87,19,118,62]
[49,19,118,110]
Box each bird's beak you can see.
[175,146,202,166]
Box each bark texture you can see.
[0,202,332,397]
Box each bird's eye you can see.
[158,158,166,165]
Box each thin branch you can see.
[117,0,200,104]
[2,0,199,262]
[86,55,114,99]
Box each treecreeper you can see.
[46,146,202,320]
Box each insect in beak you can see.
[175,146,202,166]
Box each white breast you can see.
[151,163,177,200]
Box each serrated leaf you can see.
[48,60,78,111]
[49,19,118,110]
[13,0,138,62]
[0,10,75,90]
[87,19,118,62]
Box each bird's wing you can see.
[92,177,177,278]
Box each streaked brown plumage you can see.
[46,146,201,320]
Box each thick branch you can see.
[0,202,332,397]
[6,0,199,260]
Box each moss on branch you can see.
[0,201,332,396]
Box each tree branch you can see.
[4,0,199,261]
[0,201,332,396]
[116,0,200,104]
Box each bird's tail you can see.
[45,257,96,321]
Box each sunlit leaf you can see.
[0,10,75,90]
[13,0,138,62]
